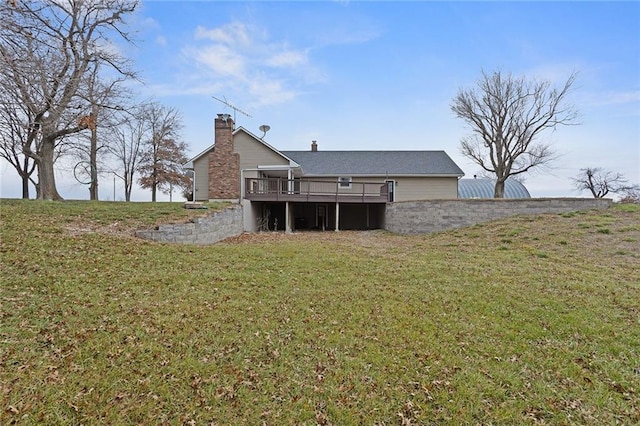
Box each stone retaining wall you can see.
[385,198,613,235]
[135,205,243,244]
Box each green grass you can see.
[615,203,640,213]
[1,200,639,424]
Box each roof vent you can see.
[311,140,318,152]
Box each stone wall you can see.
[135,205,244,244]
[385,198,613,235]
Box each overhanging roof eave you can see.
[299,173,465,178]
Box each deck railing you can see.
[244,178,389,203]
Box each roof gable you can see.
[184,126,297,168]
[234,127,297,166]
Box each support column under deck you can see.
[366,204,370,229]
[335,202,340,232]
[285,202,292,233]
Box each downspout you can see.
[286,167,293,232]
[192,170,196,202]
[240,169,244,201]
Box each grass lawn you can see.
[1,199,638,424]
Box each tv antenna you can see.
[212,95,252,123]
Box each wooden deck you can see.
[244,178,389,203]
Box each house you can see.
[458,178,531,199]
[185,114,464,232]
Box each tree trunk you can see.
[494,179,506,198]
[125,176,132,202]
[89,173,98,200]
[89,109,99,200]
[151,168,157,202]
[21,175,30,199]
[21,161,30,199]
[89,129,98,200]
[123,169,132,202]
[37,137,63,200]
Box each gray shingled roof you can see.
[458,178,531,199]
[281,150,464,177]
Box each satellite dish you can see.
[259,124,271,139]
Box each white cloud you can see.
[192,44,246,77]
[169,15,377,107]
[138,16,161,32]
[178,21,321,106]
[156,35,167,47]
[143,80,225,98]
[194,23,251,47]
[247,76,298,107]
[266,49,308,68]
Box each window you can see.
[338,176,352,189]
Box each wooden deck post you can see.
[335,202,340,232]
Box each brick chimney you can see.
[311,140,318,152]
[208,114,240,200]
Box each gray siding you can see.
[235,132,290,169]
[193,155,210,202]
[392,177,458,201]
[294,176,457,201]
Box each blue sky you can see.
[1,0,638,200]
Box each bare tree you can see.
[108,105,147,201]
[70,62,128,200]
[451,70,578,198]
[572,167,639,198]
[619,188,640,204]
[0,82,37,198]
[0,0,137,200]
[137,104,188,202]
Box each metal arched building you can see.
[458,178,531,199]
